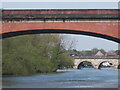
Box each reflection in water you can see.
[2,69,118,88]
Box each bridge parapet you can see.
[2,9,119,22]
[73,56,120,59]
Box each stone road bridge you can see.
[73,58,119,69]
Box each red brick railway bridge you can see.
[0,9,120,43]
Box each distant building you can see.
[95,50,118,57]
[105,52,117,57]
[95,51,104,57]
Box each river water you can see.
[2,68,119,88]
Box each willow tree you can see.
[2,34,73,75]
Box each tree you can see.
[2,34,74,75]
[91,48,99,55]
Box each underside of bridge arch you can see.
[77,61,94,69]
[98,61,113,69]
[1,29,120,43]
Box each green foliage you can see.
[2,34,73,75]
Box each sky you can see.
[1,1,119,51]
[1,2,119,9]
[1,0,120,2]
[62,34,118,51]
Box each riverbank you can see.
[3,71,65,77]
[3,68,73,77]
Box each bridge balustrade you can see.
[73,56,119,59]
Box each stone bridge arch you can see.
[98,61,114,69]
[77,61,94,69]
[73,59,98,69]
[96,59,119,69]
[73,59,119,69]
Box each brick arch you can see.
[1,22,120,43]
[1,29,120,43]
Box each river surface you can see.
[2,68,119,88]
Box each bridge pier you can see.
[94,65,99,69]
[113,65,119,70]
[73,66,78,69]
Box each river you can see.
[2,68,119,88]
